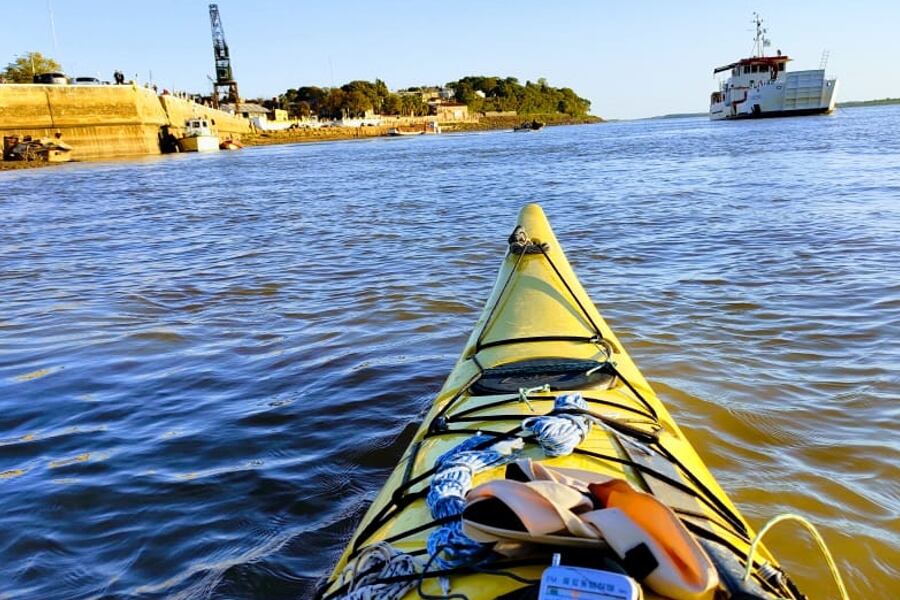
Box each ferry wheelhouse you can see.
[709,15,838,120]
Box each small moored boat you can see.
[2,135,73,162]
[513,119,545,132]
[219,139,243,150]
[387,122,441,137]
[387,128,425,137]
[177,118,219,153]
[318,205,848,600]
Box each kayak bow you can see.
[320,204,804,600]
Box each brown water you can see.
[1,107,898,599]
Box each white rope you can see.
[337,541,422,600]
[743,513,849,600]
[522,393,592,457]
[518,383,550,411]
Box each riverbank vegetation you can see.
[446,113,601,132]
[837,97,900,108]
[273,76,593,119]
[447,76,591,116]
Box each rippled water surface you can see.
[2,106,899,599]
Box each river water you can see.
[1,106,898,599]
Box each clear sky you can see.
[3,0,898,119]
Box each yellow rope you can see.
[743,513,849,600]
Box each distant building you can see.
[433,102,469,121]
[397,87,443,102]
[337,115,383,127]
[221,102,269,119]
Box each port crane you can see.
[209,3,240,108]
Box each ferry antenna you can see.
[752,12,770,57]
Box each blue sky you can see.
[3,0,898,119]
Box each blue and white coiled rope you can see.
[522,393,592,457]
[425,433,524,568]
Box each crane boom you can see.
[209,3,240,108]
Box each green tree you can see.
[281,86,328,117]
[399,94,428,116]
[382,94,402,115]
[345,90,372,117]
[2,51,62,82]
[321,88,346,118]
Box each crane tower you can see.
[209,4,240,108]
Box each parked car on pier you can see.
[33,72,68,85]
[71,77,102,85]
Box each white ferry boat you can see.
[709,15,838,120]
[177,118,220,153]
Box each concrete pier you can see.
[0,84,251,160]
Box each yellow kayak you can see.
[318,204,811,600]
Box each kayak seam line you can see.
[537,244,606,342]
[473,247,528,353]
[651,442,749,538]
[607,362,660,420]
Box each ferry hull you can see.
[710,69,838,121]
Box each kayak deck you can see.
[320,204,789,599]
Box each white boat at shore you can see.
[386,122,441,137]
[177,118,220,152]
[709,14,838,120]
[387,128,424,137]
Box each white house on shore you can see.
[220,102,269,120]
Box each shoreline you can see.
[441,113,602,132]
[0,160,60,171]
[242,114,602,147]
[1,114,603,170]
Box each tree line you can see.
[448,76,591,116]
[274,76,591,119]
[277,79,431,119]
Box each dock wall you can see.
[0,84,251,160]
[158,94,251,140]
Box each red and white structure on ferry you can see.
[709,14,838,120]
